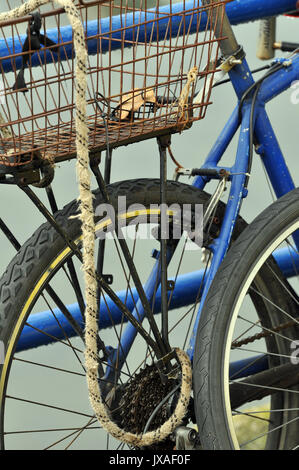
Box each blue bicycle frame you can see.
[188,54,299,358]
[13,0,299,381]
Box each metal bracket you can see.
[173,426,200,450]
[176,167,230,179]
[13,168,41,186]
[271,57,293,68]
[220,46,246,73]
[156,349,180,382]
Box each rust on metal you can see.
[0,0,227,167]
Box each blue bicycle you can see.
[0,0,298,450]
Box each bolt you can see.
[188,429,198,442]
[151,248,160,260]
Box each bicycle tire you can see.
[0,178,247,450]
[193,188,299,450]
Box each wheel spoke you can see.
[6,395,94,418]
[40,294,86,374]
[24,322,83,354]
[13,357,85,377]
[240,415,299,449]
[5,425,101,435]
[249,286,299,325]
[233,346,297,361]
[63,260,86,320]
[233,315,296,347]
[232,409,272,424]
[44,284,85,341]
[45,417,97,450]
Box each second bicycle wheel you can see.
[0,178,245,450]
[193,188,299,450]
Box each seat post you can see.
[202,0,239,57]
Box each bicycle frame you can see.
[188,53,299,358]
[7,1,299,381]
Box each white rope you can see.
[178,66,198,122]
[0,0,192,447]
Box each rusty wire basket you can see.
[0,0,227,167]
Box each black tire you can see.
[0,178,247,450]
[193,188,299,450]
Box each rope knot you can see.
[177,66,198,124]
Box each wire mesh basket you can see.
[0,0,227,167]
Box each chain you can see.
[232,319,298,349]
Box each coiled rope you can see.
[0,0,192,447]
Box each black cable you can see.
[212,62,284,190]
[142,382,181,434]
[213,64,271,88]
[276,41,299,53]
[240,62,285,190]
[238,62,284,121]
